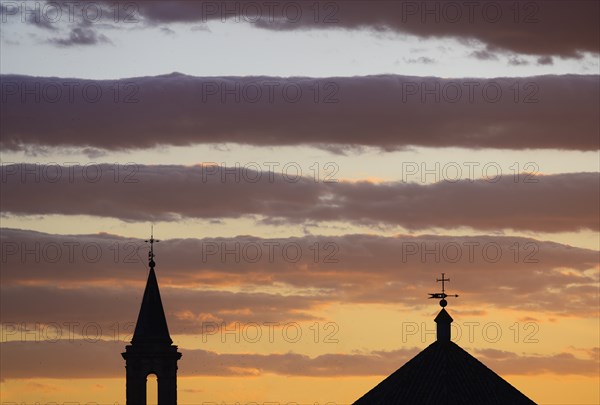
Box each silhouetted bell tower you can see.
[122,233,182,405]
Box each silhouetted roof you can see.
[131,267,173,345]
[353,339,536,405]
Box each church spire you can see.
[428,273,459,342]
[131,229,172,345]
[122,230,181,405]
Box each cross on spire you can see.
[428,273,459,307]
[144,225,160,269]
[438,273,449,294]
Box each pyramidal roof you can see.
[131,255,173,346]
[353,338,536,405]
[353,275,536,404]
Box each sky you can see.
[0,1,599,404]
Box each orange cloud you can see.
[2,341,597,380]
[1,229,598,332]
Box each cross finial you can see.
[144,225,160,269]
[428,273,459,307]
[438,273,450,294]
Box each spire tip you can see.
[145,226,160,269]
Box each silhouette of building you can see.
[122,235,182,405]
[353,274,536,405]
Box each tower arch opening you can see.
[147,373,158,405]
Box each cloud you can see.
[0,284,324,337]
[470,50,499,61]
[1,165,598,232]
[2,1,597,57]
[0,3,55,30]
[123,1,599,58]
[404,56,435,64]
[1,229,597,320]
[537,56,554,66]
[1,227,597,381]
[507,56,529,66]
[24,382,61,393]
[160,26,176,35]
[1,74,598,152]
[48,27,111,46]
[473,348,600,376]
[190,24,210,32]
[1,340,596,380]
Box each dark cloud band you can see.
[1,74,598,151]
[1,165,598,232]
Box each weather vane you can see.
[144,225,160,269]
[428,273,458,307]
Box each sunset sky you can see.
[1,1,599,404]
